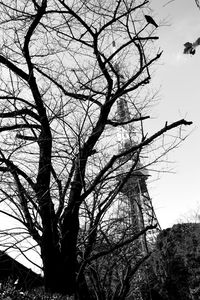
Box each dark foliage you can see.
[142,223,200,300]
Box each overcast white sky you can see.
[148,0,200,228]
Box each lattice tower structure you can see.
[114,66,161,254]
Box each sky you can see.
[148,0,200,228]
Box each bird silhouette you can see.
[183,37,200,55]
[145,15,158,28]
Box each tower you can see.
[113,53,161,254]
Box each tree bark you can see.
[60,205,80,295]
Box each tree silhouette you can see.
[0,0,192,297]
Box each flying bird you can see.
[183,37,200,55]
[144,15,158,28]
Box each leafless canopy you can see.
[0,0,192,296]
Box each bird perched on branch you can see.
[183,37,200,55]
[145,15,158,28]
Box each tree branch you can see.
[0,55,29,81]
[23,0,47,72]
[0,108,40,121]
[107,115,150,126]
[0,124,40,133]
[87,224,156,262]
[35,67,102,107]
[81,119,192,200]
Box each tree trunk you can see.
[42,251,91,298]
[40,154,90,296]
[40,207,80,295]
[41,243,62,292]
[60,206,80,295]
[41,239,78,295]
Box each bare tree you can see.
[0,0,192,297]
